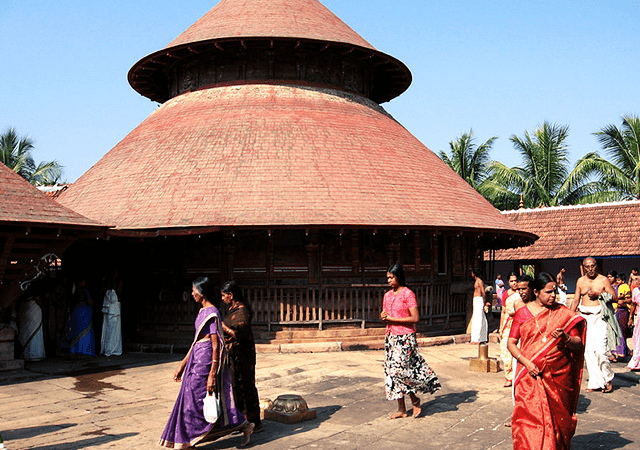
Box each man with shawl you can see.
[570,257,616,392]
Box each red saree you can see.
[511,305,586,449]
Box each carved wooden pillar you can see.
[351,232,360,274]
[222,229,235,281]
[306,229,319,283]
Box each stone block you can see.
[469,357,500,373]
[0,359,23,371]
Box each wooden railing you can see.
[143,283,466,330]
[141,282,466,331]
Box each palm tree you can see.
[0,128,62,185]
[579,114,640,201]
[439,130,497,193]
[484,122,595,209]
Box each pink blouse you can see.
[382,287,417,335]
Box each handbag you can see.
[203,392,220,423]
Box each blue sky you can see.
[2,0,639,182]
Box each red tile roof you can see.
[165,0,375,50]
[493,201,640,260]
[58,83,532,243]
[0,163,102,227]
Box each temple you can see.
[56,0,535,348]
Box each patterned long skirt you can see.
[384,333,441,400]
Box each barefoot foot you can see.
[388,411,408,420]
[411,398,421,418]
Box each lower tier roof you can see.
[58,83,534,247]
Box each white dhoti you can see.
[579,304,614,390]
[557,285,568,306]
[18,298,46,361]
[471,296,488,343]
[100,289,122,356]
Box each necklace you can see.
[533,307,551,343]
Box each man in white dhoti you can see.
[18,295,46,361]
[572,257,616,392]
[470,268,488,344]
[100,289,122,356]
[556,267,568,306]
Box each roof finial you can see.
[519,195,524,209]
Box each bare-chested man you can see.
[572,257,616,392]
[470,268,488,344]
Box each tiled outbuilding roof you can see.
[493,201,640,260]
[58,84,533,245]
[165,0,375,50]
[0,163,102,227]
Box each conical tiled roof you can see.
[58,84,534,246]
[59,0,536,249]
[166,0,375,49]
[0,162,102,227]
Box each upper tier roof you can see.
[128,0,411,104]
[58,83,535,249]
[166,0,375,49]
[0,162,103,228]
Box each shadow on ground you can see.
[0,353,182,386]
[572,431,634,449]
[3,424,137,450]
[201,405,342,449]
[419,389,479,416]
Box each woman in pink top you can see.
[381,263,441,419]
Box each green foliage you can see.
[439,129,497,191]
[591,115,640,200]
[1,128,62,185]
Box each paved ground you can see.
[1,340,638,450]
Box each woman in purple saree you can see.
[159,277,254,449]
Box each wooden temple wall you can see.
[61,228,481,347]
[125,229,479,340]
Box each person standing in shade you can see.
[220,281,263,433]
[470,268,489,344]
[17,291,46,362]
[69,279,96,359]
[571,257,616,393]
[381,263,441,419]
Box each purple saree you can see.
[159,306,246,448]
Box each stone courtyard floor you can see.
[1,340,638,449]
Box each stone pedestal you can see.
[469,343,500,373]
[0,325,24,371]
[263,394,316,424]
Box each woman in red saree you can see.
[507,272,586,449]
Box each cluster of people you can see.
[159,278,261,449]
[494,257,640,448]
[6,273,124,363]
